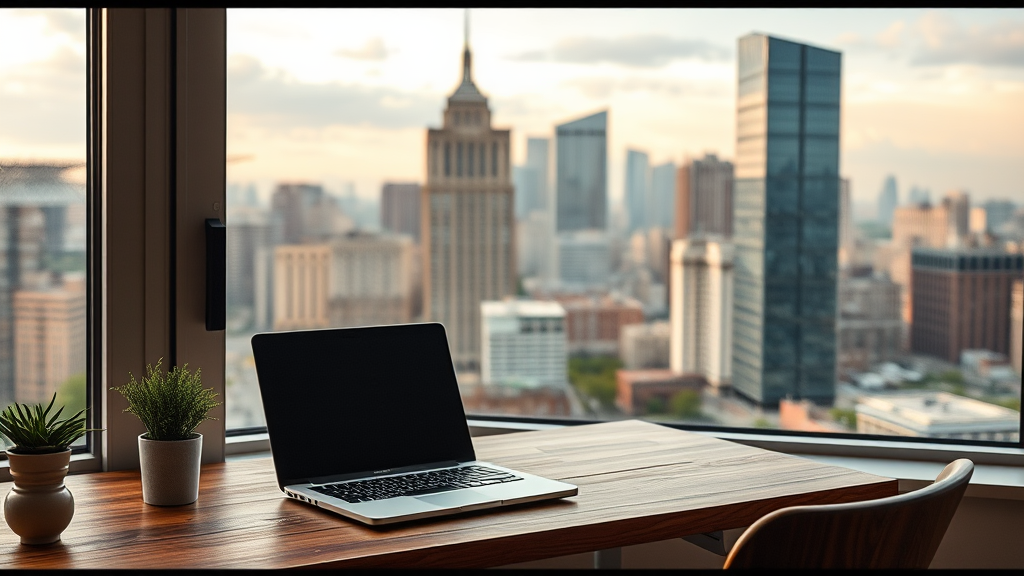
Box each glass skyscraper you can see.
[732,34,841,407]
[555,110,608,233]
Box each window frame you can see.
[7,8,1007,480]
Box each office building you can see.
[516,210,552,279]
[13,273,86,404]
[731,34,841,406]
[513,138,550,220]
[328,231,415,328]
[650,161,676,232]
[836,275,903,374]
[272,244,331,331]
[984,199,1016,235]
[380,182,421,243]
[910,247,1023,363]
[480,299,566,388]
[620,321,671,370]
[1012,279,1022,376]
[615,369,705,416]
[422,30,515,371]
[674,153,733,240]
[558,230,610,288]
[907,185,931,205]
[856,392,1019,442]
[625,149,650,233]
[555,110,607,233]
[878,175,898,227]
[838,177,854,269]
[888,201,953,323]
[553,293,644,356]
[226,207,271,328]
[944,190,970,246]
[270,183,325,245]
[670,238,734,391]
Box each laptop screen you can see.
[251,323,477,487]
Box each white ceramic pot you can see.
[4,449,75,545]
[138,433,202,506]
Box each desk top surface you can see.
[0,420,897,569]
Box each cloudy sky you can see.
[2,9,1022,218]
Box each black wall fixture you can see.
[205,218,226,331]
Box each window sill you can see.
[224,419,1024,500]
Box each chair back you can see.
[723,458,973,569]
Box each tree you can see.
[669,390,702,419]
[646,396,666,415]
[55,373,87,418]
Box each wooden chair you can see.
[723,458,973,569]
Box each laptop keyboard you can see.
[308,465,523,503]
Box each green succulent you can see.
[0,393,90,454]
[111,359,220,441]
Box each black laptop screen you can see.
[251,323,477,487]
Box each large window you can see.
[224,9,1022,447]
[0,9,88,451]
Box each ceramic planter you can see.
[138,433,202,506]
[4,449,75,545]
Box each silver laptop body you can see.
[251,323,577,526]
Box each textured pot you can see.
[139,433,202,506]
[4,449,74,545]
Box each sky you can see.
[2,8,1023,219]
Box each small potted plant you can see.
[112,359,219,506]
[0,394,90,545]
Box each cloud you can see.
[561,76,727,100]
[0,46,86,147]
[335,37,391,61]
[876,21,905,49]
[508,35,730,67]
[227,54,441,131]
[908,13,1024,68]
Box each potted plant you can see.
[111,359,219,506]
[0,393,90,545]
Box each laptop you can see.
[250,322,578,526]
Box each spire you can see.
[462,9,472,84]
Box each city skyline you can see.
[2,9,1022,212]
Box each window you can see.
[0,9,89,454]
[221,8,1022,451]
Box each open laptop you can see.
[250,322,578,526]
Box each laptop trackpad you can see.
[415,489,498,509]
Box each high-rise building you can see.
[877,175,898,227]
[670,238,734,391]
[838,178,854,268]
[836,275,903,374]
[555,110,607,233]
[892,202,950,248]
[621,321,671,370]
[625,149,650,233]
[907,185,931,206]
[270,183,325,245]
[910,247,1024,363]
[226,207,271,328]
[272,244,331,331]
[513,137,551,220]
[513,165,539,221]
[984,199,1017,235]
[516,210,551,279]
[558,230,610,288]
[732,34,841,406]
[380,182,421,243]
[480,299,566,388]
[422,27,514,371]
[650,162,676,231]
[13,273,86,404]
[674,153,733,240]
[328,231,415,328]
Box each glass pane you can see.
[225,8,1021,445]
[0,9,88,449]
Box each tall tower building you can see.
[14,273,86,404]
[732,34,842,407]
[650,161,676,231]
[670,238,734,391]
[423,16,515,372]
[878,175,898,228]
[555,110,608,233]
[380,182,422,243]
[674,153,734,240]
[625,149,650,233]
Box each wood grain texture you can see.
[723,458,973,569]
[0,420,897,569]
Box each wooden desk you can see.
[0,420,897,569]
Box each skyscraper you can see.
[650,161,676,231]
[674,153,734,240]
[555,110,608,233]
[513,137,550,220]
[422,21,514,371]
[878,175,898,227]
[625,149,650,233]
[380,182,421,243]
[732,34,841,407]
